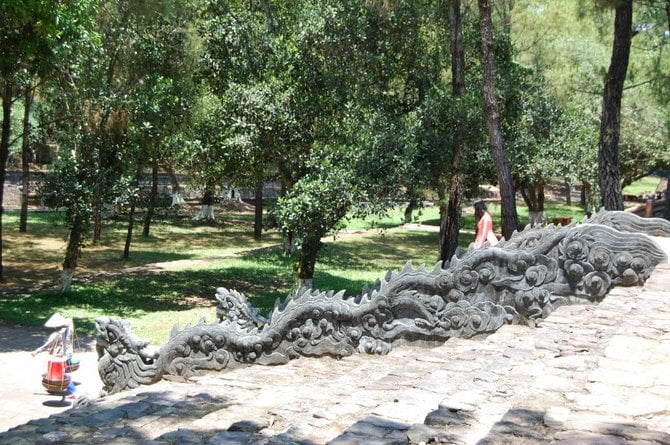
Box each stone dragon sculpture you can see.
[96,211,669,393]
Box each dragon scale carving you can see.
[96,211,669,393]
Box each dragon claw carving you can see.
[96,211,669,393]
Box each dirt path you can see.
[0,323,102,433]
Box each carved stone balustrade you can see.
[96,211,669,394]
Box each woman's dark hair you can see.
[473,199,487,220]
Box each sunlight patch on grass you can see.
[2,209,283,289]
[133,307,218,345]
[344,205,441,230]
[1,227,440,344]
[2,198,593,347]
[516,201,587,227]
[622,176,661,197]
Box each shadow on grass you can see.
[319,231,441,271]
[0,225,468,341]
[0,261,295,335]
[84,250,197,269]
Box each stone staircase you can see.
[1,263,670,444]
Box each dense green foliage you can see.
[511,0,669,188]
[0,0,668,290]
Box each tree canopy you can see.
[1,0,668,289]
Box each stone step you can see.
[1,264,669,445]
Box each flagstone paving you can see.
[1,241,669,444]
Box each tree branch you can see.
[6,114,77,149]
[624,75,670,90]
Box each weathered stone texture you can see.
[96,212,668,394]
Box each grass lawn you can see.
[622,176,661,197]
[414,200,587,228]
[1,207,283,291]
[0,227,442,345]
[0,197,587,345]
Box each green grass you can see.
[415,200,587,229]
[343,205,441,230]
[0,229,441,345]
[1,208,283,289]
[622,176,661,197]
[516,201,587,226]
[0,197,587,346]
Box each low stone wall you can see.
[95,211,670,394]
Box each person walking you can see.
[32,313,77,398]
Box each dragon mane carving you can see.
[583,210,670,237]
[96,211,669,393]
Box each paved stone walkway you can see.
[1,241,669,444]
[0,326,102,433]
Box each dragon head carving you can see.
[95,317,161,393]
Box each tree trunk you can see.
[193,189,216,221]
[254,180,263,239]
[92,205,102,244]
[440,178,464,263]
[124,170,142,258]
[664,177,669,220]
[165,164,184,206]
[450,0,466,96]
[582,180,596,217]
[518,183,531,207]
[523,182,546,226]
[20,86,34,233]
[564,179,572,205]
[296,233,321,290]
[497,0,514,35]
[260,0,276,34]
[142,160,159,236]
[283,235,296,255]
[438,185,449,259]
[403,194,419,224]
[478,0,519,240]
[598,0,632,211]
[91,142,103,245]
[0,81,13,280]
[439,0,466,263]
[296,277,313,291]
[171,192,185,207]
[124,202,136,259]
[59,215,84,293]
